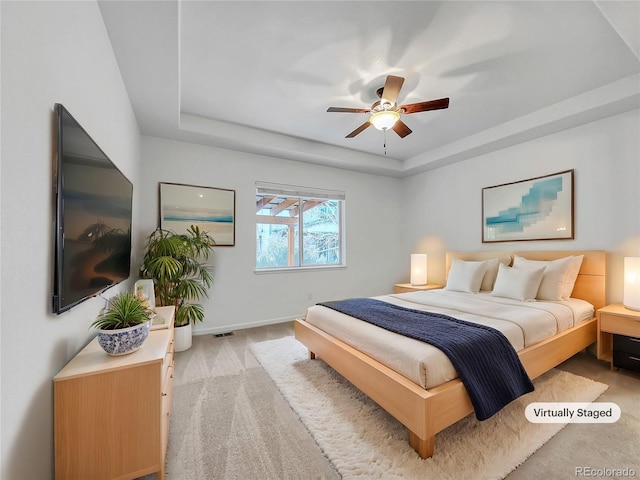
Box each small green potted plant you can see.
[91,291,152,356]
[140,225,215,351]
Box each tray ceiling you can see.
[99,1,640,177]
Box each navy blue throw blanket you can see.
[319,298,534,420]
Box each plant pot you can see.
[97,321,151,356]
[174,322,192,352]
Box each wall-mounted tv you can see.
[53,104,133,314]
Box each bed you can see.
[294,250,606,459]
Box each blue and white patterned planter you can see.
[97,321,151,356]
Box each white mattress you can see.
[303,289,594,389]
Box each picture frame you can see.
[159,182,235,246]
[134,279,155,309]
[482,169,574,243]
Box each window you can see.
[256,182,345,270]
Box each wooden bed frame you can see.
[294,250,606,459]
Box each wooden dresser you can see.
[54,306,175,480]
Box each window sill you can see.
[254,265,347,274]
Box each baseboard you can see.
[192,314,301,336]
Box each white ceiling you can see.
[98,1,640,177]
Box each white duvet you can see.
[303,289,594,389]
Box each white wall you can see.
[401,110,640,302]
[139,136,405,334]
[0,2,141,478]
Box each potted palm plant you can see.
[140,225,215,351]
[91,291,152,355]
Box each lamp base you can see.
[623,303,640,312]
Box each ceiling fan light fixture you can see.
[370,110,400,130]
[327,75,449,138]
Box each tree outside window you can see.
[256,185,344,269]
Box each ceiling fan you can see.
[327,75,449,138]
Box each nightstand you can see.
[394,283,443,294]
[597,304,640,371]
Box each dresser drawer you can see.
[161,363,174,458]
[613,334,640,355]
[600,313,640,337]
[163,349,173,377]
[612,350,640,372]
[161,334,174,381]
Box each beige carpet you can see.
[251,336,609,480]
[157,331,339,480]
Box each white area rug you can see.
[251,336,608,480]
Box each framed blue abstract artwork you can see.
[160,182,235,246]
[482,170,574,243]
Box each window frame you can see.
[255,182,346,272]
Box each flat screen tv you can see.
[53,104,133,314]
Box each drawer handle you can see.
[630,356,640,362]
[629,338,640,343]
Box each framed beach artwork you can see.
[482,169,574,243]
[159,182,235,246]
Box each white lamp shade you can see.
[411,254,427,286]
[624,257,640,311]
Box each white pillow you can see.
[445,258,488,293]
[513,255,580,300]
[479,257,511,291]
[479,258,499,292]
[491,263,546,301]
[565,255,584,298]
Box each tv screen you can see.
[53,104,133,314]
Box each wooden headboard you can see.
[445,251,606,310]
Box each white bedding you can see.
[303,289,594,389]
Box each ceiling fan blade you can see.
[327,107,371,113]
[346,121,372,138]
[392,120,412,138]
[381,75,405,105]
[400,97,449,114]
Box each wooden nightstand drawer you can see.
[613,334,640,355]
[612,350,640,372]
[600,313,640,337]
